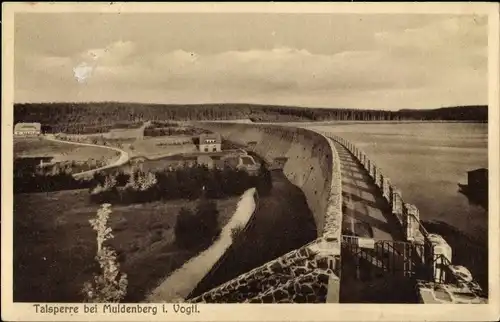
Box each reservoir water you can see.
[308,122,488,243]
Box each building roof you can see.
[468,168,488,174]
[14,122,41,132]
[199,133,222,144]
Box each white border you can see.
[2,2,499,321]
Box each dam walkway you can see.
[331,139,427,303]
[332,141,404,241]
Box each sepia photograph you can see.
[2,2,499,321]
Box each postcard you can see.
[2,2,499,321]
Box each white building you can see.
[14,122,41,136]
[199,133,222,152]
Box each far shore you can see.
[263,120,488,126]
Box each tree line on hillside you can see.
[40,122,143,134]
[14,169,93,193]
[14,156,273,197]
[15,103,488,132]
[43,124,113,134]
[143,124,211,137]
[55,133,128,149]
[109,121,144,129]
[90,163,272,205]
[397,106,488,122]
[14,157,118,193]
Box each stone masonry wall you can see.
[188,238,340,303]
[323,133,487,304]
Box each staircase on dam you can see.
[340,235,432,303]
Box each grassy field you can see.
[58,135,197,160]
[14,189,240,302]
[14,137,119,163]
[127,136,197,159]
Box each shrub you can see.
[82,204,128,303]
[174,207,196,248]
[90,175,119,204]
[195,196,220,240]
[13,167,92,194]
[174,197,221,249]
[87,163,266,204]
[120,170,159,203]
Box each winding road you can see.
[43,135,130,179]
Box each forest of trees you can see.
[14,166,93,193]
[14,102,488,135]
[143,123,211,137]
[89,164,272,205]
[14,153,274,197]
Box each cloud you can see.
[374,15,487,70]
[14,15,488,109]
[73,62,94,83]
[81,40,136,66]
[74,45,439,95]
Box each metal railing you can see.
[341,235,433,280]
[433,253,453,284]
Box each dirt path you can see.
[43,135,129,179]
[146,188,257,302]
[188,171,318,298]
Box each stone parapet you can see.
[382,177,391,204]
[188,238,338,303]
[417,279,486,304]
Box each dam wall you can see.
[195,122,342,240]
[187,122,343,303]
[323,132,487,304]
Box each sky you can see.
[14,13,488,110]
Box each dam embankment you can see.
[187,122,343,302]
[195,122,341,239]
[188,170,318,298]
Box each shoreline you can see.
[275,120,488,126]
